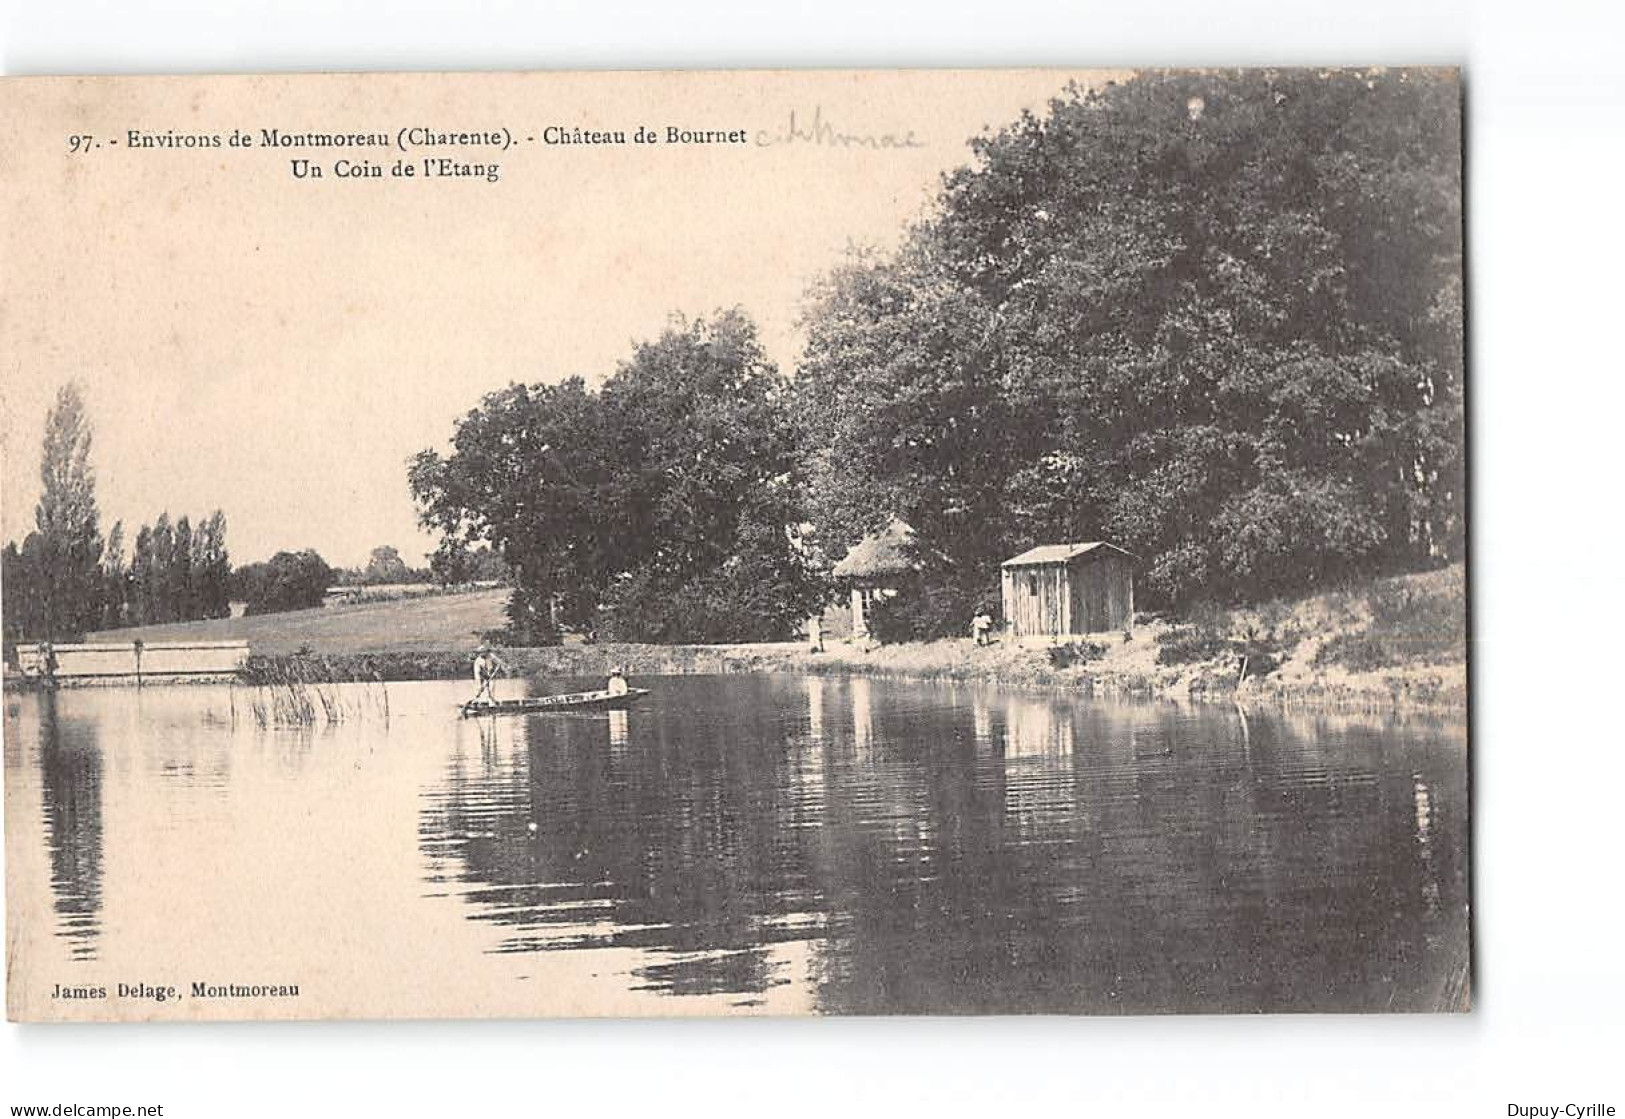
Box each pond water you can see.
[4,674,1469,1018]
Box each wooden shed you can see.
[1001,542,1135,638]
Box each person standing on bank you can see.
[471,644,507,706]
[971,608,994,647]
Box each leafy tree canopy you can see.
[234,550,334,616]
[797,68,1464,608]
[412,310,822,644]
[362,545,412,585]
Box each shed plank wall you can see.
[1071,555,1133,633]
[1004,553,1133,637]
[1004,563,1072,637]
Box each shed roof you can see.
[831,517,917,579]
[1001,541,1135,567]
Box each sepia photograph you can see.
[1,67,1469,1022]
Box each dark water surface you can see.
[6,675,1468,1016]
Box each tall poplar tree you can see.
[150,514,174,623]
[33,383,104,637]
[196,510,231,618]
[101,521,126,629]
[171,515,194,623]
[130,526,154,626]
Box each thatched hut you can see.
[830,517,917,639]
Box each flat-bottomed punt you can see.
[460,687,650,717]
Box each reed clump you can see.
[242,655,390,728]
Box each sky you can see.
[1,70,1116,568]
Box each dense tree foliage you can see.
[412,310,822,644]
[330,545,437,587]
[100,521,125,629]
[195,512,233,619]
[119,510,231,626]
[427,540,510,586]
[233,550,334,616]
[797,69,1463,612]
[361,545,412,585]
[2,537,53,646]
[1,383,235,644]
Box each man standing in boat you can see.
[471,644,507,706]
[606,666,630,696]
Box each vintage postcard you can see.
[1,68,1468,1021]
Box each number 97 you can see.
[67,134,94,153]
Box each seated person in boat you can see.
[471,644,508,705]
[606,667,629,696]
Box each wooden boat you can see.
[460,687,650,717]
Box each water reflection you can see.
[6,676,1469,1015]
[421,693,821,1004]
[806,677,825,743]
[36,695,105,959]
[850,677,874,758]
[418,677,1469,1014]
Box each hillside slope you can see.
[82,589,509,655]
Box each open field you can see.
[82,588,509,655]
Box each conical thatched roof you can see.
[831,517,917,580]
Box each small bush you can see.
[1048,640,1108,668]
[1155,625,1236,666]
[1233,621,1290,678]
[864,594,919,646]
[1313,633,1392,672]
[598,552,822,645]
[1237,651,1282,678]
[863,574,999,644]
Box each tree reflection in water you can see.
[36,694,106,960]
[419,676,1469,1014]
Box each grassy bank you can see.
[737,563,1466,711]
[240,642,793,685]
[241,565,1465,713]
[83,588,510,655]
